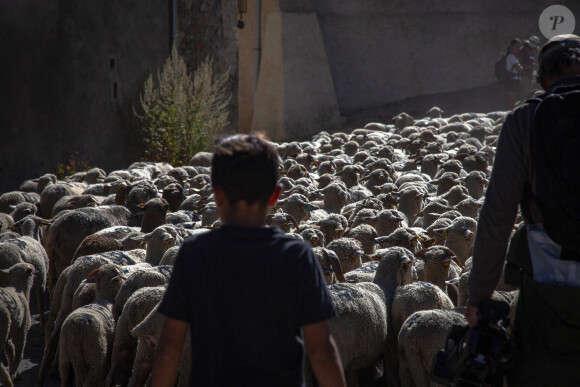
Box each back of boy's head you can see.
[211,134,280,205]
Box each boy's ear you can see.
[268,184,283,206]
[212,185,226,207]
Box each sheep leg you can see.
[0,362,14,387]
[106,347,133,387]
[58,344,73,387]
[38,293,75,385]
[45,266,68,346]
[128,361,153,387]
[397,346,413,387]
[344,366,360,387]
[10,328,26,380]
[36,329,60,386]
[5,340,15,374]
[37,288,46,328]
[0,325,13,387]
[84,361,108,387]
[128,340,154,387]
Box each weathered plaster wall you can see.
[239,0,580,139]
[316,0,580,114]
[0,0,171,192]
[0,0,238,192]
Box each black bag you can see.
[529,83,580,251]
[494,54,509,83]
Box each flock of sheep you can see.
[0,106,520,387]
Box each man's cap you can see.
[538,34,580,65]
[528,35,541,49]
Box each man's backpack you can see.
[529,83,580,251]
[494,54,509,83]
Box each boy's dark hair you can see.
[211,134,280,205]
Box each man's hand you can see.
[465,305,479,327]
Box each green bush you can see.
[135,46,230,166]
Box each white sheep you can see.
[0,262,35,387]
[37,250,147,386]
[311,247,417,387]
[398,308,468,387]
[106,285,166,387]
[129,306,192,387]
[59,264,126,386]
[113,266,172,318]
[158,245,180,266]
[344,261,379,283]
[43,205,141,296]
[2,236,48,327]
[322,282,388,387]
[390,281,455,378]
[326,237,364,273]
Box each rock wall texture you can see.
[0,0,238,192]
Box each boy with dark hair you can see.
[152,134,345,386]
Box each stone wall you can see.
[238,0,580,140]
[0,0,239,192]
[178,0,238,134]
[314,0,580,115]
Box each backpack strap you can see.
[519,97,543,225]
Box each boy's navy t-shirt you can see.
[158,225,337,386]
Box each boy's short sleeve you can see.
[158,242,193,322]
[298,246,337,326]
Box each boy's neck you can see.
[219,200,268,227]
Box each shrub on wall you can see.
[135,46,230,165]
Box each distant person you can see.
[517,40,539,97]
[504,38,523,109]
[151,134,346,386]
[527,35,541,56]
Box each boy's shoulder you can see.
[181,225,308,249]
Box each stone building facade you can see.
[2,0,579,191]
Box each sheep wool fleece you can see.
[159,225,336,386]
[469,76,580,385]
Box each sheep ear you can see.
[67,196,81,203]
[433,228,447,237]
[451,257,464,270]
[414,248,428,258]
[112,267,127,281]
[287,215,300,231]
[87,268,100,279]
[423,237,437,247]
